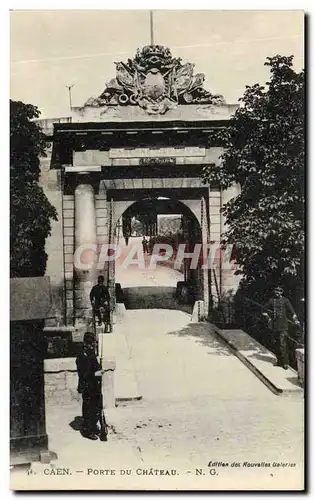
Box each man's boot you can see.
[84,433,98,440]
[82,429,98,440]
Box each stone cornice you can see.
[70,103,238,124]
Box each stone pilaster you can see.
[63,193,75,325]
[74,180,97,321]
[220,184,241,296]
[208,189,221,299]
[95,180,109,283]
[201,194,210,318]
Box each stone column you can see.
[74,181,97,322]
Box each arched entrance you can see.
[108,196,205,312]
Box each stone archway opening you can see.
[113,197,203,312]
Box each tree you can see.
[202,55,304,306]
[10,100,58,277]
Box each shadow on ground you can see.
[286,376,302,388]
[123,286,193,314]
[166,322,233,356]
[69,416,83,432]
[248,353,276,365]
[221,329,277,359]
[220,330,266,351]
[219,328,283,365]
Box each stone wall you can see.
[41,174,111,326]
[209,189,221,296]
[95,180,109,284]
[39,152,65,326]
[44,358,80,406]
[37,117,73,326]
[44,357,116,408]
[63,194,75,325]
[220,183,241,297]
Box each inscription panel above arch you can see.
[72,146,223,169]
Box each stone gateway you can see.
[37,44,241,327]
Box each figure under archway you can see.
[113,197,204,312]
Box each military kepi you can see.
[83,332,96,344]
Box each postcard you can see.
[10,9,304,491]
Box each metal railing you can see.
[241,297,304,369]
[211,294,304,369]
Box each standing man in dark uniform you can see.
[76,332,104,440]
[142,236,148,254]
[262,286,300,369]
[90,275,110,327]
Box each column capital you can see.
[63,171,101,195]
[75,182,95,197]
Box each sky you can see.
[10,10,304,118]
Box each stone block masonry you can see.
[62,194,75,325]
[40,158,65,326]
[44,358,80,406]
[42,115,241,326]
[44,357,116,408]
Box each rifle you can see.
[99,305,112,333]
[98,332,108,442]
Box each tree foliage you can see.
[10,100,58,277]
[202,55,304,303]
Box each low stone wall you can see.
[43,305,127,358]
[44,357,116,407]
[44,358,80,406]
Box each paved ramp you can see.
[119,309,276,401]
[211,326,303,395]
[19,308,303,491]
[110,309,303,489]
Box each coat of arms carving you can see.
[84,45,225,115]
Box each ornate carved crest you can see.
[84,45,225,115]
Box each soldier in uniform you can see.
[262,286,300,369]
[142,236,149,254]
[76,332,104,440]
[90,275,110,327]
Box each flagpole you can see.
[150,11,154,45]
[66,84,74,110]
